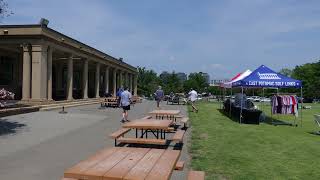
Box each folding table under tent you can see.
[220,69,252,114]
[231,65,303,126]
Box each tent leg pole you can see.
[262,88,265,112]
[300,87,303,127]
[240,87,243,124]
[229,88,232,117]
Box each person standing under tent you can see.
[154,86,164,108]
[188,88,199,112]
[120,87,132,123]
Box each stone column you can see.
[22,44,31,100]
[95,63,100,98]
[119,70,123,88]
[134,74,138,95]
[31,44,48,100]
[67,55,73,100]
[47,47,53,100]
[113,68,117,97]
[104,66,109,94]
[82,59,88,99]
[125,72,129,88]
[129,73,133,94]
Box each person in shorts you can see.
[188,88,198,112]
[120,87,132,123]
[116,87,123,107]
[154,86,164,108]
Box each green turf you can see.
[188,101,320,180]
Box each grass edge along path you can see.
[188,101,320,180]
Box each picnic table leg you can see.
[146,129,148,139]
[136,129,138,138]
[164,130,166,139]
[157,130,159,139]
[140,129,144,138]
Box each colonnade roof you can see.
[0,24,137,74]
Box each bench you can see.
[174,161,185,171]
[187,171,205,180]
[142,115,152,119]
[181,117,189,128]
[117,137,167,145]
[100,99,107,107]
[61,178,77,180]
[171,130,186,142]
[109,128,131,146]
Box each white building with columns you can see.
[0,24,138,102]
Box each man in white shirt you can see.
[188,88,198,112]
[120,87,132,123]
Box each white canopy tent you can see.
[222,70,252,88]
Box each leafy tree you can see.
[207,86,221,95]
[279,68,293,77]
[291,61,320,99]
[0,0,13,21]
[137,67,160,97]
[161,72,183,94]
[184,73,208,92]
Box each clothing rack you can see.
[270,94,299,126]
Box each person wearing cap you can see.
[188,88,198,112]
[154,86,164,108]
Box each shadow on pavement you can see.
[0,119,26,136]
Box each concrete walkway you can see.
[0,100,190,180]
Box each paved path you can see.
[0,100,190,180]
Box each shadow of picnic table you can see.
[0,119,26,136]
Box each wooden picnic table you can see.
[123,119,173,139]
[64,147,181,180]
[149,110,181,120]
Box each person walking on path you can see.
[116,87,123,107]
[120,87,132,123]
[188,88,198,112]
[154,86,164,108]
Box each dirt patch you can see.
[199,133,209,140]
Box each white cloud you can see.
[4,0,320,79]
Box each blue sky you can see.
[3,0,320,79]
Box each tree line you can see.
[279,60,320,100]
[137,60,320,101]
[137,67,210,97]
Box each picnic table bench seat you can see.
[61,178,77,180]
[109,128,131,146]
[174,161,185,171]
[188,171,205,180]
[171,130,186,142]
[142,115,152,119]
[117,137,167,145]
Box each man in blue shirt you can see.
[116,87,123,107]
[120,87,132,123]
[154,86,164,108]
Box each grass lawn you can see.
[188,101,320,180]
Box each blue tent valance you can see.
[232,65,302,88]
